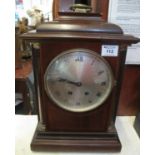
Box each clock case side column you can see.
[31,44,46,130]
[111,44,128,122]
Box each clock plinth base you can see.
[31,124,121,152]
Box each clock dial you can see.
[44,49,114,112]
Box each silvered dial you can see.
[44,49,114,112]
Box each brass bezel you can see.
[44,48,114,112]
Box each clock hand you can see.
[67,81,82,87]
[58,78,67,82]
[58,78,82,87]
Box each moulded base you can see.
[31,123,122,152]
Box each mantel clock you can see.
[21,20,139,152]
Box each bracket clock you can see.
[21,20,139,152]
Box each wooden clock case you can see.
[21,20,139,152]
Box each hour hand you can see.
[67,81,82,87]
[58,78,82,87]
[58,78,67,82]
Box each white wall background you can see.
[108,0,140,64]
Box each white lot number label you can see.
[101,45,119,57]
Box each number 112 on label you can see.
[101,45,119,57]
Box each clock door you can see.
[44,49,114,112]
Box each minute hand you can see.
[58,78,82,87]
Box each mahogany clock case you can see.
[21,21,139,152]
